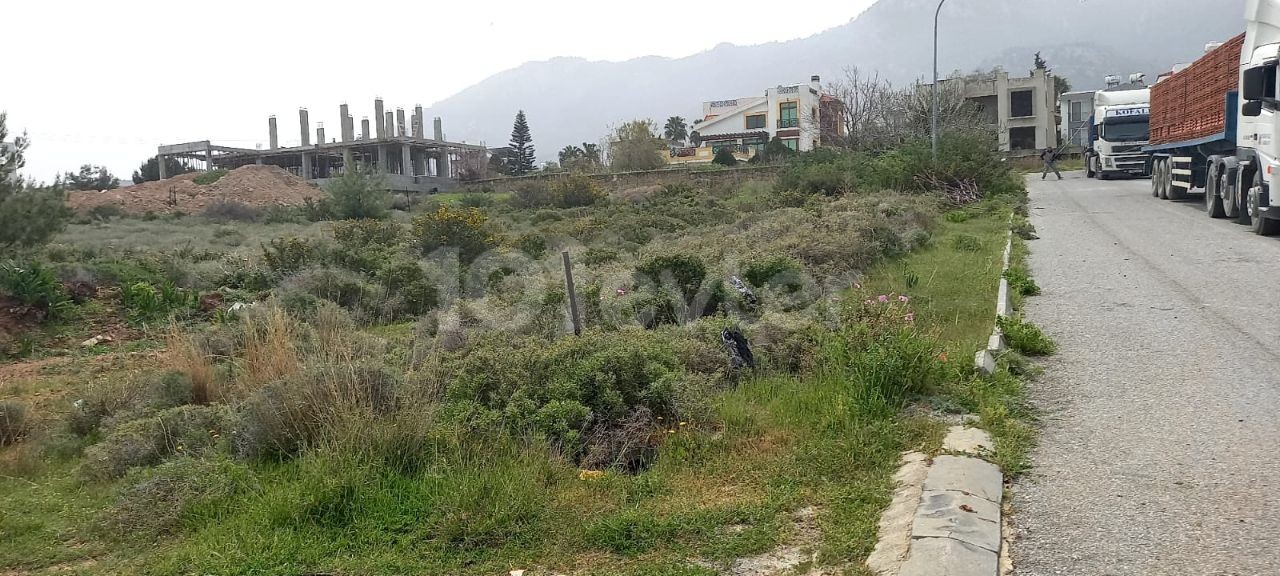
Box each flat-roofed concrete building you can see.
[931,68,1060,154]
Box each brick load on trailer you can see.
[1149,34,1245,147]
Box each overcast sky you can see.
[6,0,877,183]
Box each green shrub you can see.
[1004,266,1041,297]
[945,211,971,223]
[712,147,738,167]
[88,204,125,222]
[374,259,439,318]
[458,193,495,208]
[332,219,404,249]
[278,268,374,312]
[325,169,390,220]
[202,200,259,222]
[581,247,619,266]
[585,507,673,556]
[193,169,229,185]
[0,400,29,446]
[411,205,498,264]
[551,175,606,208]
[998,316,1055,356]
[107,456,255,540]
[511,181,554,209]
[301,197,335,222]
[513,233,548,259]
[261,237,320,274]
[742,256,803,291]
[81,405,231,480]
[121,281,198,323]
[0,260,73,319]
[950,234,982,253]
[635,254,707,302]
[147,370,195,411]
[260,205,304,224]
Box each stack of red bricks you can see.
[1150,33,1244,145]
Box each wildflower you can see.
[864,300,873,305]
[899,295,910,303]
[938,352,949,362]
[878,295,889,303]
[667,429,676,434]
[578,470,605,481]
[679,421,687,426]
[616,288,627,296]
[904,313,915,322]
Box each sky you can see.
[5,0,877,183]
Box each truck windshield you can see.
[1101,121,1149,142]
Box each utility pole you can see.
[932,0,949,163]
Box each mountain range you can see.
[424,0,1246,161]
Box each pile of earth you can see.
[67,165,323,215]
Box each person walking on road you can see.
[1041,147,1063,180]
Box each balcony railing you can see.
[777,118,799,129]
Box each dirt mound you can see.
[67,165,324,215]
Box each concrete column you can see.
[204,143,213,172]
[415,150,427,176]
[395,108,406,138]
[438,147,451,179]
[401,144,413,176]
[346,115,354,142]
[343,148,354,175]
[374,98,386,139]
[299,109,311,146]
[301,152,313,180]
[158,154,168,179]
[385,111,395,139]
[413,105,424,138]
[433,117,443,141]
[269,116,278,149]
[996,73,1012,152]
[377,144,389,173]
[339,104,351,142]
[317,123,326,145]
[361,117,370,140]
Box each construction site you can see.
[156,98,485,193]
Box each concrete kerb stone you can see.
[867,452,931,574]
[975,231,1016,374]
[942,426,994,456]
[899,538,999,576]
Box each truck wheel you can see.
[1206,167,1226,218]
[1248,173,1280,235]
[1151,160,1162,197]
[1236,170,1253,225]
[1158,160,1170,199]
[1087,157,1096,179]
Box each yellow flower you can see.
[578,470,605,481]
[679,422,687,427]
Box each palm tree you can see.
[581,143,601,164]
[663,116,688,145]
[559,145,584,164]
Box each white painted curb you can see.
[975,228,1015,376]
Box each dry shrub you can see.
[107,456,256,540]
[240,306,299,389]
[0,400,30,446]
[81,405,231,481]
[167,325,217,404]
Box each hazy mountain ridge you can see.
[426,0,1245,160]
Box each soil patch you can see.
[67,165,323,215]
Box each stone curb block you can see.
[922,456,1003,503]
[899,537,999,576]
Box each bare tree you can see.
[455,149,490,182]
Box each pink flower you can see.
[864,300,873,305]
[904,313,915,322]
[899,295,910,303]
[877,295,889,303]
[616,288,627,296]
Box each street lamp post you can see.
[932,0,948,163]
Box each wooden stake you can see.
[562,251,582,336]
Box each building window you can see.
[1009,127,1037,150]
[1069,100,1082,123]
[782,138,799,151]
[745,114,766,130]
[1010,89,1034,118]
[779,102,798,128]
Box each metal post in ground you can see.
[561,251,582,336]
[932,0,949,163]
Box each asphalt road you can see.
[1012,172,1280,576]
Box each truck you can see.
[1085,81,1152,179]
[1146,0,1280,235]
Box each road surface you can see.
[1012,173,1280,576]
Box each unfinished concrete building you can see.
[156,98,483,192]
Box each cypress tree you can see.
[509,110,536,175]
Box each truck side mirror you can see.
[1244,100,1264,117]
[1243,65,1276,101]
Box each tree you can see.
[753,137,797,164]
[608,120,666,172]
[64,164,119,191]
[559,145,585,165]
[508,110,536,176]
[712,147,738,167]
[663,116,688,145]
[325,168,390,220]
[456,149,490,182]
[0,112,70,252]
[581,143,601,164]
[132,155,194,184]
[488,148,514,176]
[1033,51,1048,71]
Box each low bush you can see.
[147,370,196,411]
[260,205,304,224]
[332,219,404,249]
[193,169,229,186]
[277,267,375,313]
[325,169,390,220]
[998,316,1056,356]
[0,260,73,319]
[950,234,982,253]
[261,237,321,275]
[1004,266,1041,297]
[458,193,495,209]
[551,175,606,208]
[121,281,198,323]
[635,254,707,302]
[374,259,439,319]
[202,200,259,222]
[511,181,555,209]
[742,255,803,291]
[88,204,125,222]
[107,456,256,540]
[411,205,498,264]
[581,247,619,266]
[513,233,547,259]
[944,210,971,223]
[81,405,231,480]
[0,400,29,446]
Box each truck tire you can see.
[1236,168,1253,225]
[1086,156,1097,179]
[1206,165,1226,218]
[1151,160,1162,197]
[1158,160,1170,199]
[1248,172,1280,235]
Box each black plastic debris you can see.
[721,328,755,370]
[729,276,758,306]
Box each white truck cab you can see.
[1240,0,1280,225]
[1087,84,1152,179]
